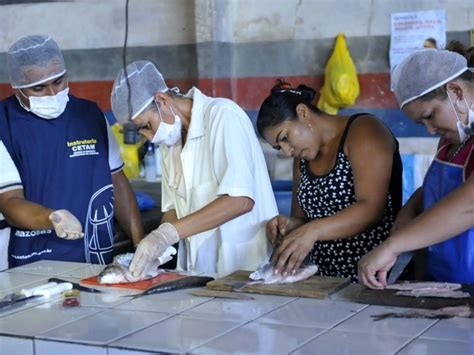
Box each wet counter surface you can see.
[1,261,473,355]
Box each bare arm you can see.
[306,116,397,241]
[388,173,474,253]
[112,171,144,247]
[160,209,178,224]
[358,173,474,289]
[273,116,398,274]
[390,186,424,233]
[173,195,254,239]
[0,189,54,229]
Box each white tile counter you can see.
[0,260,472,355]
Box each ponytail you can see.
[257,80,320,137]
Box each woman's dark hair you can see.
[257,80,320,137]
[420,40,474,102]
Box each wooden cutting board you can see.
[358,284,474,309]
[206,270,350,299]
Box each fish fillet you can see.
[395,289,470,299]
[248,262,318,285]
[386,281,461,291]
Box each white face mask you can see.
[150,102,182,146]
[447,93,474,143]
[17,87,69,119]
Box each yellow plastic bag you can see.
[111,123,142,179]
[317,33,360,114]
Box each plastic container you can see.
[144,143,157,182]
[154,145,162,177]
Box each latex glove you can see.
[49,209,84,240]
[129,223,180,278]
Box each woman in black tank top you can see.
[257,82,402,282]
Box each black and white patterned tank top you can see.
[297,114,402,282]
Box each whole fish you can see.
[372,305,473,321]
[98,247,176,284]
[126,276,215,299]
[247,262,319,285]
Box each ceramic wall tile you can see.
[257,298,366,329]
[116,288,213,314]
[334,305,437,336]
[7,260,86,276]
[419,317,474,343]
[0,335,34,355]
[193,322,323,354]
[292,329,411,354]
[398,338,474,355]
[35,339,107,355]
[182,294,293,321]
[0,300,101,337]
[110,315,241,353]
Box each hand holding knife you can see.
[270,232,284,263]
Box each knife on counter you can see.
[1,282,74,310]
[386,251,414,285]
[48,277,103,293]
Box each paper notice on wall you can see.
[389,9,446,86]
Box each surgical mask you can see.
[150,102,182,146]
[17,87,69,119]
[447,93,474,142]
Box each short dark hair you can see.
[257,80,320,137]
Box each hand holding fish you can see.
[357,240,398,289]
[49,209,84,240]
[129,223,180,278]
[272,224,318,277]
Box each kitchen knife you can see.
[48,277,103,293]
[270,232,284,263]
[387,251,414,285]
[0,294,41,310]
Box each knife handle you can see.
[34,282,73,298]
[20,282,58,297]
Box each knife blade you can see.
[387,251,414,285]
[0,294,41,310]
[269,232,284,263]
[48,277,103,293]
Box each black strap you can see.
[0,219,10,229]
[337,113,371,152]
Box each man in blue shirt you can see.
[0,35,143,267]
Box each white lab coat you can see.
[160,87,278,276]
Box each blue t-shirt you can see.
[0,95,116,266]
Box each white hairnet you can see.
[111,61,168,123]
[7,35,66,89]
[392,49,468,109]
